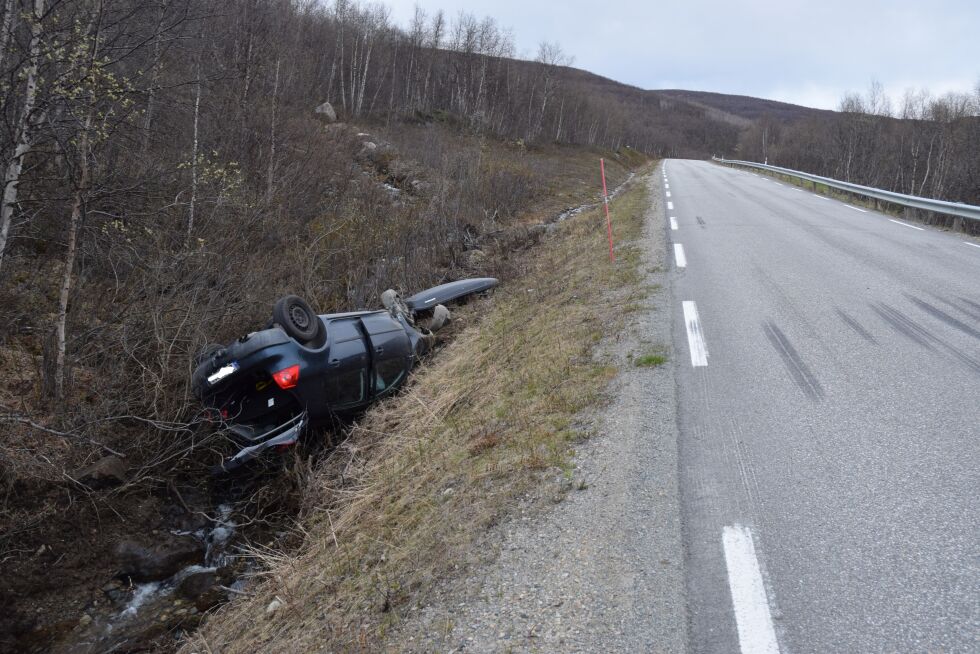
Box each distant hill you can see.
[534,64,831,155]
[652,89,831,124]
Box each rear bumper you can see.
[212,411,307,474]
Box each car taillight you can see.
[272,364,300,389]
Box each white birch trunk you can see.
[0,0,15,73]
[55,114,92,401]
[187,53,202,244]
[0,0,44,273]
[267,57,280,203]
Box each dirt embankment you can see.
[182,165,657,652]
[0,135,644,653]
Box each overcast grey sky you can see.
[383,0,979,110]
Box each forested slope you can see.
[737,85,980,204]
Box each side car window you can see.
[374,358,406,394]
[325,369,365,407]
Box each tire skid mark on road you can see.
[834,308,877,344]
[871,303,937,350]
[951,296,980,321]
[762,321,825,400]
[872,302,980,375]
[696,216,706,228]
[906,296,980,341]
[726,417,763,514]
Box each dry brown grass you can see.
[183,165,656,653]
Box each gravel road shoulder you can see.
[385,173,688,653]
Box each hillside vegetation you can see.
[0,1,658,650]
[738,83,980,205]
[1,0,977,650]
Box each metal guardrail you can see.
[711,157,980,223]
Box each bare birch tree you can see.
[0,0,45,273]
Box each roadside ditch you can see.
[3,158,647,654]
[182,165,658,652]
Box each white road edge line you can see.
[666,191,672,198]
[888,218,925,231]
[674,243,687,268]
[670,216,678,230]
[681,301,708,367]
[723,525,781,654]
[846,205,867,213]
[668,201,674,210]
[965,242,980,249]
[817,196,831,201]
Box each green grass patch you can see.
[635,353,668,367]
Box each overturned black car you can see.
[191,278,497,472]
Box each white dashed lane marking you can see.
[888,218,924,231]
[682,301,708,367]
[965,242,980,249]
[674,243,687,268]
[846,205,867,213]
[723,525,781,654]
[668,201,674,210]
[670,217,678,230]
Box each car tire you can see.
[273,295,324,346]
[195,343,223,366]
[428,304,451,332]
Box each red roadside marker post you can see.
[600,158,615,261]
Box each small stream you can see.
[57,502,248,653]
[555,172,636,222]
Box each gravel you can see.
[385,173,688,653]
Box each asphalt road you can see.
[664,159,980,653]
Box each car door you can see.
[321,317,369,413]
[359,312,412,398]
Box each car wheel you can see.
[273,294,324,345]
[195,343,223,366]
[427,304,451,332]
